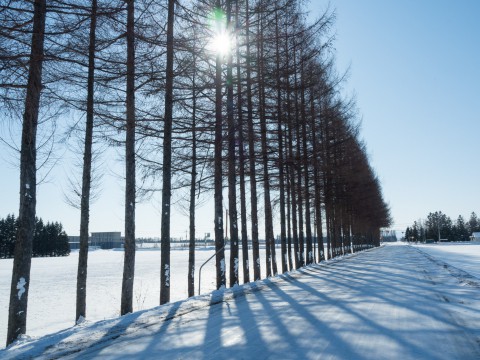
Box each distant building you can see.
[91,232,123,249]
[471,232,480,241]
[68,236,80,250]
[68,232,123,250]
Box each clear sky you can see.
[310,0,480,231]
[1,0,479,238]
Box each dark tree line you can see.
[405,211,480,243]
[0,215,70,259]
[1,0,391,345]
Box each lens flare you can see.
[210,31,231,56]
[207,8,232,56]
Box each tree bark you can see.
[160,0,175,304]
[245,0,260,281]
[257,13,277,277]
[300,57,313,265]
[214,0,226,290]
[236,0,249,284]
[275,7,288,273]
[188,49,197,298]
[121,0,136,315]
[286,61,300,268]
[226,0,239,287]
[76,0,97,323]
[293,47,305,267]
[310,94,324,262]
[7,0,46,346]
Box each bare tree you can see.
[7,0,47,346]
[121,0,136,315]
[76,0,98,323]
[274,4,288,273]
[245,0,260,281]
[214,0,226,289]
[187,46,198,298]
[256,4,277,277]
[160,0,176,304]
[236,0,250,284]
[226,0,239,287]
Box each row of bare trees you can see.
[1,0,391,346]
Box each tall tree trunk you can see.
[275,7,287,274]
[7,0,46,346]
[160,0,175,304]
[257,12,277,277]
[286,54,300,269]
[322,114,331,259]
[188,49,197,298]
[285,29,299,269]
[300,58,313,265]
[76,0,97,322]
[226,0,239,287]
[214,0,226,289]
[236,0,249,284]
[311,94,324,262]
[245,0,260,281]
[286,161,293,270]
[121,0,136,315]
[293,57,305,266]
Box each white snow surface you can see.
[1,243,480,359]
[414,242,480,279]
[0,247,281,348]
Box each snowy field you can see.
[0,246,287,348]
[1,243,479,359]
[414,242,480,279]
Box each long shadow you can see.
[309,261,467,325]
[60,300,187,359]
[14,245,479,359]
[230,286,270,355]
[310,248,480,318]
[33,309,146,359]
[279,251,480,359]
[250,277,366,359]
[196,289,226,358]
[122,300,184,358]
[249,282,308,357]
[266,275,440,359]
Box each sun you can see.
[210,31,231,56]
[207,8,232,57]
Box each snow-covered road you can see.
[2,244,480,359]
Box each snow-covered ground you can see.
[1,243,480,359]
[414,242,480,279]
[0,246,286,348]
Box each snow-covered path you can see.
[2,244,480,359]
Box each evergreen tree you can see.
[0,215,17,258]
[425,211,452,241]
[453,215,469,241]
[0,215,70,258]
[468,212,479,233]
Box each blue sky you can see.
[309,0,480,231]
[1,0,479,238]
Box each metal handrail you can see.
[198,246,224,296]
